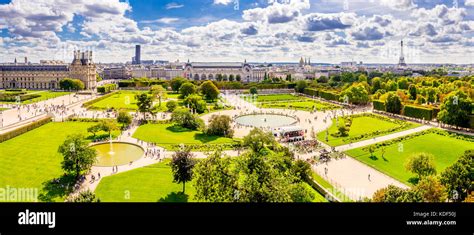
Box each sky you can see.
[0,0,473,64]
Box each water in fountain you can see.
[108,133,115,155]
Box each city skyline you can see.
[0,0,473,64]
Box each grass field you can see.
[0,90,70,104]
[0,122,96,202]
[345,131,474,184]
[317,114,421,146]
[133,123,237,150]
[95,162,197,202]
[95,161,327,202]
[88,91,146,110]
[260,99,340,111]
[255,94,300,102]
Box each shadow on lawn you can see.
[158,192,189,202]
[38,175,76,202]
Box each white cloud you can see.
[165,2,184,9]
[465,0,474,7]
[140,18,180,24]
[213,0,233,5]
[380,0,416,10]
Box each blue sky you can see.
[0,0,473,64]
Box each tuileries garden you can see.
[0,73,473,203]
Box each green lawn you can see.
[260,99,340,111]
[95,161,327,202]
[133,123,237,150]
[345,131,474,184]
[0,122,96,202]
[255,94,301,102]
[0,90,70,104]
[317,114,421,146]
[89,91,146,110]
[95,162,197,202]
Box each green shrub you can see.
[0,116,52,142]
[373,100,386,111]
[303,88,319,96]
[403,105,434,120]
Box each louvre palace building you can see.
[0,50,97,90]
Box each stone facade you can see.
[0,50,97,90]
[183,62,266,82]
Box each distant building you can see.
[102,67,131,80]
[183,61,266,82]
[133,45,141,65]
[0,50,97,90]
[151,67,184,80]
[131,66,151,78]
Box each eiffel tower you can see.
[398,40,407,67]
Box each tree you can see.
[408,84,417,100]
[205,115,234,137]
[385,92,403,114]
[179,82,197,98]
[229,74,235,81]
[200,81,220,101]
[405,153,437,179]
[397,77,409,89]
[184,94,207,114]
[166,100,178,112]
[193,151,236,202]
[100,119,118,136]
[372,185,408,202]
[117,110,132,129]
[170,77,186,93]
[58,134,97,179]
[243,128,276,153]
[358,74,368,83]
[87,124,101,138]
[171,108,203,130]
[59,78,85,91]
[339,83,369,104]
[371,77,382,93]
[412,176,447,202]
[249,86,258,95]
[135,93,153,120]
[68,190,100,202]
[149,85,167,107]
[440,150,473,202]
[437,91,472,128]
[236,74,241,81]
[291,160,312,182]
[295,80,308,93]
[170,147,196,194]
[216,74,223,81]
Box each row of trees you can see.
[169,128,316,202]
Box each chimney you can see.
[24,57,28,64]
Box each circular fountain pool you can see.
[91,142,144,167]
[234,114,297,128]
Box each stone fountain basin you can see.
[90,142,144,167]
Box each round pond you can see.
[91,142,144,167]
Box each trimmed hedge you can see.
[319,90,340,101]
[0,115,52,142]
[97,83,117,93]
[0,93,41,102]
[373,100,386,111]
[303,88,319,97]
[403,105,434,120]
